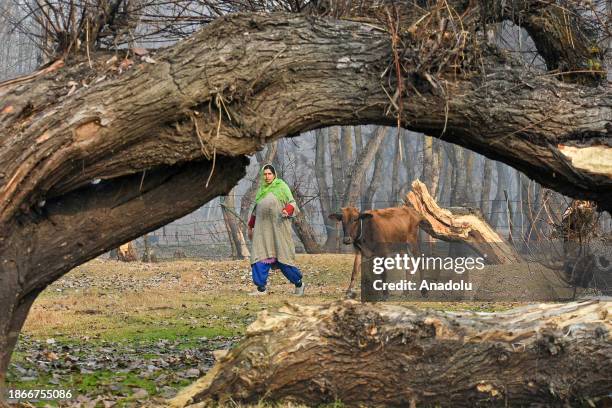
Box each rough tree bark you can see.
[0,0,611,387]
[448,146,472,256]
[450,145,470,206]
[353,126,363,152]
[438,148,453,206]
[340,126,353,182]
[363,128,389,210]
[221,196,238,258]
[465,150,476,203]
[389,135,402,206]
[398,130,416,200]
[519,173,532,248]
[480,158,494,224]
[291,189,323,254]
[528,182,544,241]
[141,234,157,263]
[490,161,507,228]
[170,299,612,407]
[220,190,250,260]
[327,127,344,251]
[328,127,344,209]
[354,126,369,206]
[406,180,522,264]
[421,135,441,201]
[431,139,442,198]
[314,129,338,251]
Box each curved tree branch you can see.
[0,11,610,224]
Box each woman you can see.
[247,164,305,296]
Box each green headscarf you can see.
[255,164,295,206]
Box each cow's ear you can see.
[328,213,342,221]
[358,213,373,220]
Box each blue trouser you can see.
[252,261,302,290]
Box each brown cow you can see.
[329,206,422,298]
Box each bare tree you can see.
[221,189,250,259]
[480,158,494,223]
[340,126,352,181]
[281,141,323,253]
[422,135,441,200]
[363,127,390,210]
[353,126,363,152]
[464,149,476,204]
[490,161,507,229]
[141,233,156,262]
[314,128,337,251]
[398,130,417,199]
[291,187,323,254]
[450,145,470,207]
[519,173,533,248]
[389,135,402,206]
[343,126,388,207]
[328,127,343,210]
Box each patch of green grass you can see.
[76,370,117,392]
[8,350,26,364]
[6,373,50,390]
[121,372,158,394]
[9,371,157,398]
[5,374,62,407]
[102,324,237,344]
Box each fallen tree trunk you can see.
[171,299,611,407]
[406,180,522,264]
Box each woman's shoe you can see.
[248,287,268,296]
[293,282,305,296]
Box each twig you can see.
[205,94,224,188]
[86,17,92,69]
[504,190,514,245]
[219,202,248,227]
[0,59,64,88]
[139,169,146,193]
[386,6,404,138]
[190,111,210,158]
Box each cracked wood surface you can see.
[170,299,612,407]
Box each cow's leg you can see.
[346,250,361,299]
[419,259,429,297]
[408,240,428,297]
[382,267,390,300]
[404,245,415,297]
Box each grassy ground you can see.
[7,254,523,407]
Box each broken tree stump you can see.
[406,180,522,264]
[117,241,138,262]
[170,299,611,407]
